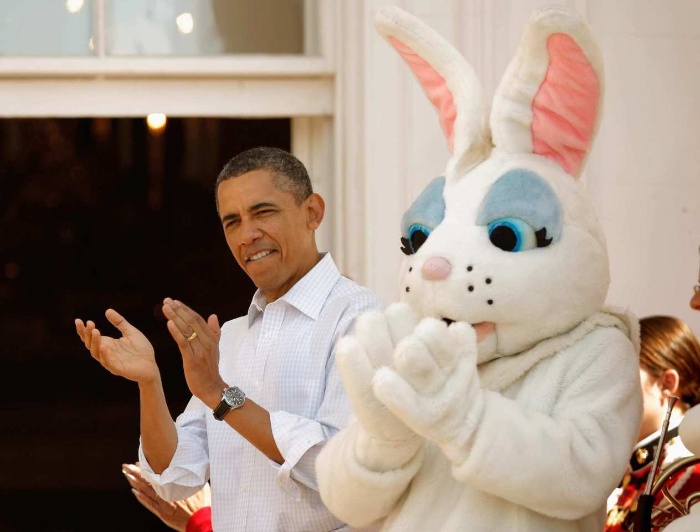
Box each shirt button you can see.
[253,380,261,388]
[264,333,272,340]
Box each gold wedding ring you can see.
[186,331,198,342]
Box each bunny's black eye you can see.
[489,223,519,252]
[488,218,542,252]
[400,224,431,255]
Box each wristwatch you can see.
[212,386,246,421]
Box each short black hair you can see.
[215,147,313,209]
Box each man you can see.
[76,147,380,531]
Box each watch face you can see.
[223,386,245,408]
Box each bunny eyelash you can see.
[400,176,446,255]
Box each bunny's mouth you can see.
[441,317,496,343]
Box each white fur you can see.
[375,5,488,169]
[490,7,604,176]
[317,313,642,530]
[316,6,642,531]
[400,152,609,357]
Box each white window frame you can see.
[0,0,335,118]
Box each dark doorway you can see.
[0,117,290,531]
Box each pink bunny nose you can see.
[421,257,452,280]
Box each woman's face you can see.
[638,367,665,441]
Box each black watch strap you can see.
[213,386,246,421]
[213,400,231,421]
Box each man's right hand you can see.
[75,309,160,385]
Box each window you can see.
[0,0,320,57]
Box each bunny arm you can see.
[316,422,425,528]
[316,305,427,528]
[374,324,642,520]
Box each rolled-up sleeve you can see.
[138,395,210,502]
[269,339,352,498]
[268,296,379,499]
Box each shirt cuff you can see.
[269,410,327,500]
[138,438,208,499]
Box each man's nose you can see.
[239,220,263,245]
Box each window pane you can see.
[0,0,94,56]
[105,0,318,56]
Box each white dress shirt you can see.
[139,253,381,531]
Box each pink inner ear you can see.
[531,34,599,176]
[388,36,456,153]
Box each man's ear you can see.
[659,368,681,399]
[305,193,325,230]
[691,289,700,311]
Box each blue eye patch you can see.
[400,176,445,255]
[476,169,562,245]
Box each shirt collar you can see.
[246,252,340,327]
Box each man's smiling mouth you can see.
[247,250,276,263]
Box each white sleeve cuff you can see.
[269,410,328,500]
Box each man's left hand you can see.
[162,298,225,407]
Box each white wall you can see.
[585,0,700,334]
[341,0,700,335]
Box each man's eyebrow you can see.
[220,202,279,224]
[221,212,240,224]
[249,202,278,211]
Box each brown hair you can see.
[640,315,700,410]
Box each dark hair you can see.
[215,147,312,209]
[640,315,700,409]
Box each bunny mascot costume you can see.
[317,6,643,531]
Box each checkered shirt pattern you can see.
[139,253,381,531]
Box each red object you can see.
[606,435,700,531]
[186,506,212,532]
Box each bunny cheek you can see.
[398,260,499,360]
[398,230,500,347]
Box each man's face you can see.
[692,286,700,311]
[217,169,324,302]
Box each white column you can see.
[292,116,335,255]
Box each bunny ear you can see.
[490,7,603,178]
[375,6,487,160]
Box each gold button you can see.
[636,447,649,464]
